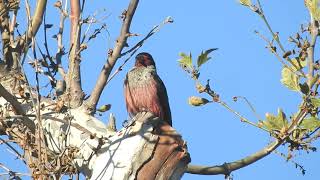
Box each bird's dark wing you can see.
[151,72,172,126]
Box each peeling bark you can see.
[0,73,190,179]
[137,123,190,180]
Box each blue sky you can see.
[1,0,319,179]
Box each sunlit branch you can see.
[186,107,308,175]
[107,17,173,85]
[307,19,318,88]
[66,0,84,108]
[84,0,139,113]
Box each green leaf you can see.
[310,97,320,107]
[291,58,307,71]
[261,109,288,131]
[278,108,288,128]
[197,48,218,68]
[178,52,193,68]
[280,67,300,91]
[300,117,320,132]
[239,0,252,6]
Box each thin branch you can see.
[252,1,306,77]
[106,17,172,85]
[307,19,318,87]
[233,96,262,120]
[219,100,269,132]
[256,0,285,52]
[55,0,67,79]
[187,141,281,175]
[84,0,139,112]
[186,107,308,175]
[120,16,173,57]
[0,138,26,164]
[255,31,304,77]
[9,9,18,44]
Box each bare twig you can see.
[255,31,303,76]
[252,1,306,77]
[256,0,285,52]
[0,138,26,164]
[219,100,269,132]
[106,17,173,84]
[84,0,140,113]
[0,163,29,179]
[233,96,262,120]
[120,16,173,57]
[31,36,45,173]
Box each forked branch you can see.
[84,0,139,113]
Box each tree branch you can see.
[0,84,25,115]
[55,0,68,80]
[186,107,309,175]
[19,0,47,66]
[84,0,139,113]
[66,0,84,108]
[0,1,13,67]
[0,83,35,132]
[186,140,280,175]
[27,0,47,40]
[307,19,318,88]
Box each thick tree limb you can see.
[0,84,25,115]
[84,0,139,113]
[0,80,35,132]
[0,70,189,178]
[87,112,189,179]
[17,0,47,67]
[66,0,84,108]
[27,0,47,40]
[17,0,47,48]
[0,1,13,67]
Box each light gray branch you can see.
[84,0,139,113]
[187,141,280,175]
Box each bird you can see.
[124,52,172,126]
